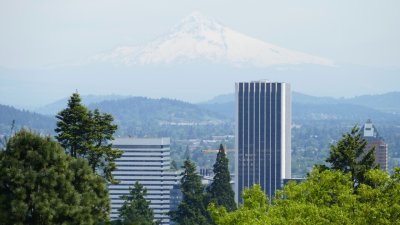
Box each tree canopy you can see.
[0,129,110,225]
[55,92,122,183]
[325,125,378,188]
[206,144,236,212]
[209,184,269,225]
[209,168,400,225]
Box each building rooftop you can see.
[112,137,170,145]
[361,119,380,138]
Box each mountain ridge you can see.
[2,92,400,137]
[201,91,400,112]
[33,91,400,117]
[0,104,55,135]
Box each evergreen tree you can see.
[118,182,156,225]
[325,125,378,188]
[169,159,210,225]
[55,92,90,158]
[0,129,110,225]
[87,108,121,184]
[55,92,122,183]
[206,144,236,211]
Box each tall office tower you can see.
[235,81,291,203]
[108,138,181,225]
[361,119,388,171]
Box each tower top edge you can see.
[235,81,290,84]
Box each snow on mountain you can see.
[92,12,334,67]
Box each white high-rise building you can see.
[235,81,291,203]
[108,138,180,225]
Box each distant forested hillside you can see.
[2,92,400,177]
[35,94,128,115]
[201,91,400,111]
[87,97,230,138]
[0,104,55,135]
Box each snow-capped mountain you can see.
[92,12,334,67]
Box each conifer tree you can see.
[87,108,121,184]
[325,125,378,188]
[118,182,156,225]
[55,92,122,183]
[169,159,210,225]
[55,92,90,158]
[206,144,236,211]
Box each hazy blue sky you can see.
[1,0,400,108]
[1,0,399,69]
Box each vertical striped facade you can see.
[109,138,180,225]
[235,81,291,203]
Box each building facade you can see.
[108,138,181,225]
[361,119,388,171]
[235,81,291,203]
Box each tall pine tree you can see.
[169,159,210,225]
[87,108,121,184]
[117,182,156,225]
[55,92,90,158]
[325,125,378,188]
[206,144,236,211]
[55,92,122,183]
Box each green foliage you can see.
[0,129,110,225]
[206,144,236,211]
[271,169,356,225]
[55,92,91,158]
[210,168,400,225]
[55,92,122,183]
[355,169,400,224]
[325,125,378,188]
[87,109,122,184]
[117,182,156,225]
[169,159,211,225]
[209,184,269,225]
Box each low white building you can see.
[109,138,181,225]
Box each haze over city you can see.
[1,0,400,108]
[2,2,400,224]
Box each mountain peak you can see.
[175,11,222,33]
[91,12,334,67]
